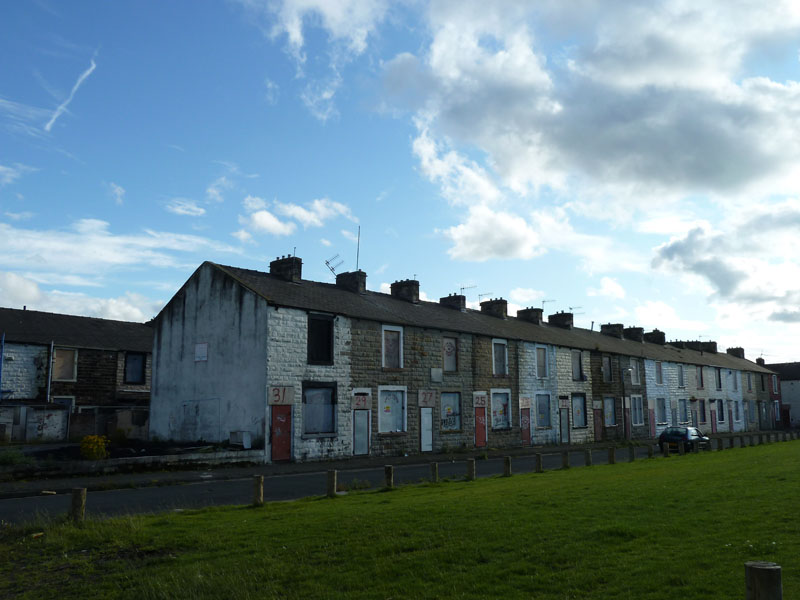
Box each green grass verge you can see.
[2,442,799,599]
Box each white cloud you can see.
[588,277,626,300]
[341,229,358,242]
[166,199,206,217]
[276,197,356,227]
[264,78,279,104]
[206,175,232,203]
[241,210,296,236]
[320,238,332,247]
[109,182,125,205]
[0,163,35,186]
[442,205,541,262]
[509,287,544,304]
[44,57,96,132]
[4,211,34,221]
[232,229,253,243]
[634,300,710,334]
[374,263,387,274]
[242,195,267,212]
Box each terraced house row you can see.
[148,257,784,462]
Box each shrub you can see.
[80,435,110,460]
[0,448,34,466]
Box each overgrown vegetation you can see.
[2,442,799,599]
[0,448,33,467]
[79,435,110,460]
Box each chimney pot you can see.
[726,347,745,359]
[623,326,644,342]
[336,270,367,294]
[517,307,544,324]
[600,323,624,338]
[480,298,508,319]
[756,357,765,366]
[643,329,666,345]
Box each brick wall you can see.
[0,343,47,400]
[115,351,152,405]
[472,335,519,449]
[51,348,118,406]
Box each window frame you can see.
[734,399,741,421]
[699,399,707,423]
[679,398,688,424]
[571,393,587,428]
[715,367,722,391]
[732,370,738,391]
[307,313,335,366]
[774,400,780,421]
[492,339,508,376]
[603,396,616,426]
[631,395,644,426]
[747,372,752,392]
[377,385,407,433]
[631,360,641,385]
[490,388,512,430]
[717,399,725,422]
[571,350,584,381]
[440,391,461,432]
[772,374,778,394]
[535,346,548,379]
[535,392,551,429]
[677,365,685,388]
[302,382,337,437]
[442,336,458,373]
[381,324,404,369]
[656,397,667,424]
[655,361,663,385]
[602,356,613,383]
[53,347,78,382]
[123,351,147,385]
[697,365,704,389]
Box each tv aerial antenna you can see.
[569,305,585,315]
[478,292,494,302]
[459,284,476,295]
[325,254,343,276]
[541,299,555,310]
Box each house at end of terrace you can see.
[148,257,782,463]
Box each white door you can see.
[420,407,433,452]
[353,409,369,455]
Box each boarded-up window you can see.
[440,392,461,431]
[655,362,663,385]
[747,373,752,391]
[717,399,725,421]
[124,352,146,384]
[53,348,77,381]
[378,388,405,432]
[307,314,334,365]
[303,384,336,434]
[572,394,586,427]
[734,400,740,421]
[571,351,583,381]
[732,371,738,391]
[657,398,667,423]
[382,326,402,369]
[631,360,641,385]
[748,399,755,422]
[491,391,510,429]
[493,340,507,375]
[699,399,706,423]
[679,399,688,423]
[536,347,547,378]
[772,374,778,393]
[697,366,704,388]
[603,397,616,426]
[535,393,551,428]
[715,368,722,390]
[631,396,644,425]
[678,365,685,387]
[602,356,612,382]
[443,337,458,372]
[773,400,780,421]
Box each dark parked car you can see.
[658,426,710,452]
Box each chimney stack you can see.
[439,294,466,311]
[336,270,366,294]
[600,323,624,338]
[643,329,666,345]
[269,255,302,282]
[623,327,644,342]
[726,347,745,359]
[390,279,419,303]
[480,298,508,319]
[517,307,544,324]
[756,357,765,366]
[700,341,717,354]
[548,311,573,329]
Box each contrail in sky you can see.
[44,57,97,132]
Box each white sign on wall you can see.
[352,388,372,410]
[268,386,295,405]
[519,396,531,410]
[194,342,208,362]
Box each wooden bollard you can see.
[740,436,746,448]
[535,453,543,473]
[561,451,570,469]
[252,475,264,506]
[607,447,616,465]
[71,488,87,523]
[629,446,636,462]
[663,443,670,457]
[692,441,700,453]
[326,470,337,498]
[503,456,512,477]
[745,561,782,600]
[430,462,439,483]
[750,435,756,446]
[717,438,724,451]
[466,459,476,481]
[678,441,686,455]
[759,434,765,445]
[729,437,736,449]
[584,449,592,467]
[384,465,394,488]
[647,444,654,458]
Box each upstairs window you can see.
[697,365,704,389]
[699,399,706,423]
[303,383,336,435]
[382,325,403,369]
[760,374,766,392]
[715,368,722,391]
[655,362,663,385]
[747,373,752,391]
[307,314,334,365]
[677,365,685,388]
[572,350,583,381]
[492,339,508,376]
[536,347,548,378]
[717,399,725,421]
[734,400,741,421]
[53,348,77,382]
[124,352,146,384]
[602,356,613,383]
[631,360,641,385]
[442,337,458,372]
[772,374,778,393]
[732,371,738,391]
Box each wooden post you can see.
[692,441,700,453]
[729,437,736,449]
[503,456,512,477]
[466,459,476,481]
[717,438,724,451]
[745,561,782,600]
[647,444,654,459]
[663,443,670,457]
[252,475,264,506]
[535,453,543,473]
[740,436,746,448]
[326,470,337,498]
[584,449,592,467]
[71,488,86,523]
[628,446,636,462]
[678,441,686,455]
[760,434,765,445]
[430,462,439,483]
[561,451,570,469]
[607,447,616,465]
[384,465,394,489]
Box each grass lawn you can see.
[2,441,798,599]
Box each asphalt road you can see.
[0,446,664,524]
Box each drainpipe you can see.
[46,341,54,403]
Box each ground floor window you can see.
[717,399,725,422]
[734,400,741,421]
[572,394,587,428]
[679,399,688,424]
[748,400,755,422]
[378,387,407,433]
[491,390,511,429]
[656,398,667,424]
[440,392,461,431]
[303,383,337,435]
[603,397,616,426]
[631,395,644,425]
[774,401,780,421]
[699,399,706,423]
[536,393,551,428]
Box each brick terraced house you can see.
[148,257,779,462]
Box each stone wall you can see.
[519,342,558,445]
[472,335,519,449]
[555,347,593,444]
[1,343,47,400]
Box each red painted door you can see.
[475,407,487,447]
[521,408,531,446]
[271,404,292,461]
[593,408,603,442]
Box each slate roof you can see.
[766,362,800,381]
[0,307,153,352]
[209,262,772,375]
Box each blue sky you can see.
[2,1,800,361]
